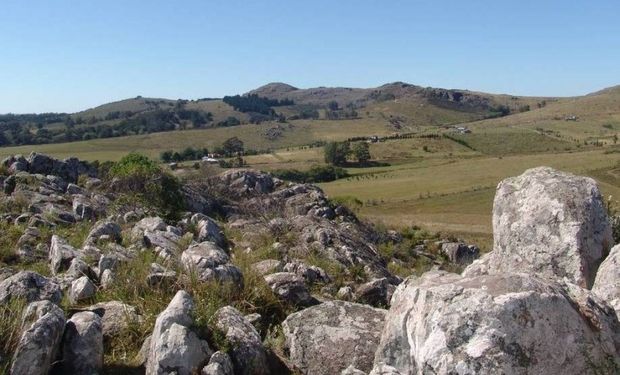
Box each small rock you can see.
[201,351,234,375]
[264,272,317,306]
[49,235,78,274]
[69,276,96,304]
[88,301,141,339]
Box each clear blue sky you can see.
[1,0,619,113]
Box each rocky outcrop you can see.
[283,301,386,375]
[181,241,243,286]
[60,311,104,374]
[146,290,212,375]
[214,306,268,375]
[371,271,620,375]
[10,301,65,375]
[0,271,62,304]
[465,167,613,288]
[593,244,620,316]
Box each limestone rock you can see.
[146,290,212,375]
[264,272,317,306]
[465,167,613,288]
[283,301,386,375]
[440,242,479,265]
[355,278,395,307]
[0,271,61,304]
[61,311,103,374]
[371,271,620,374]
[181,242,243,286]
[85,220,122,245]
[49,235,78,274]
[251,259,283,276]
[593,244,620,316]
[69,276,96,304]
[201,351,234,375]
[214,306,268,375]
[192,213,227,249]
[88,301,141,339]
[10,301,65,375]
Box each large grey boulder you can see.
[10,301,65,375]
[181,242,243,286]
[49,235,78,274]
[282,301,387,375]
[264,272,317,306]
[0,271,61,304]
[464,167,613,288]
[371,271,620,375]
[214,306,268,375]
[593,244,620,316]
[146,290,212,375]
[61,311,103,374]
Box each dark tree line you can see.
[0,108,213,146]
[222,94,293,115]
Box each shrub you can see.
[272,165,349,183]
[108,153,185,220]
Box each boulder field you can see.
[0,153,618,374]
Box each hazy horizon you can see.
[1,0,619,113]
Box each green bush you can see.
[108,153,185,220]
[272,165,349,183]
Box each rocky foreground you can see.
[0,153,618,374]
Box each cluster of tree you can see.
[325,109,359,120]
[217,116,241,127]
[222,94,293,115]
[272,164,349,183]
[324,141,371,166]
[487,105,511,118]
[159,137,247,163]
[160,147,211,162]
[288,105,319,120]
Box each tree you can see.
[222,136,244,155]
[160,150,173,162]
[352,142,371,164]
[324,141,350,166]
[328,101,339,111]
